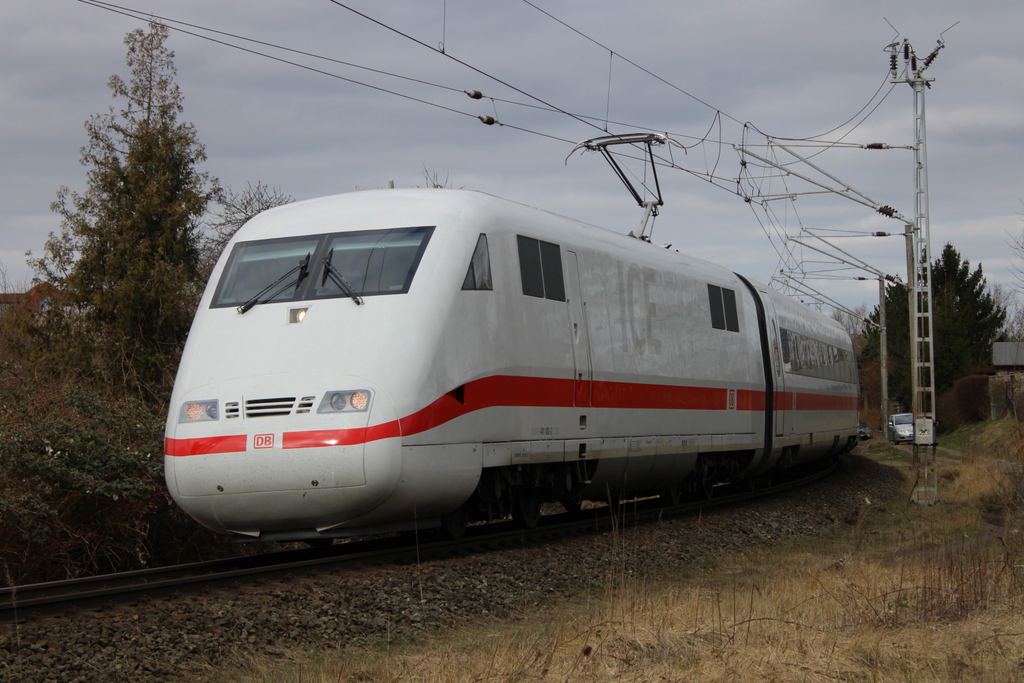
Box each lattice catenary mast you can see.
[889,34,945,504]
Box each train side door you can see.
[760,294,786,437]
[565,251,592,406]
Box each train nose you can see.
[165,378,401,537]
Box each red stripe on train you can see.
[164,434,248,457]
[166,375,855,456]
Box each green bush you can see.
[0,368,242,587]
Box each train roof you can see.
[229,189,851,346]
[235,189,601,241]
[232,188,732,277]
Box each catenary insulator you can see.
[465,90,483,99]
[478,115,496,125]
[873,231,889,237]
[876,205,896,218]
[865,143,886,149]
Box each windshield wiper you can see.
[237,253,311,314]
[320,249,364,305]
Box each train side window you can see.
[518,235,545,297]
[708,284,726,329]
[539,240,565,301]
[462,234,493,290]
[517,235,565,301]
[708,284,739,332]
[722,288,739,331]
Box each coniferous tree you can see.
[861,243,1005,411]
[931,244,1006,390]
[34,21,219,399]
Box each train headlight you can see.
[318,390,372,414]
[179,400,219,423]
[350,390,369,411]
[329,393,347,411]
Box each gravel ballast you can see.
[1,455,903,682]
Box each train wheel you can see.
[690,456,714,500]
[747,473,771,492]
[511,489,541,529]
[559,469,584,513]
[559,494,582,513]
[659,483,682,507]
[438,504,468,540]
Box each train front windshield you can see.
[210,226,435,308]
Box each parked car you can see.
[887,413,914,444]
[858,426,872,440]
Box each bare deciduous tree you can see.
[200,181,293,278]
[831,304,870,338]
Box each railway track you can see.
[0,458,839,625]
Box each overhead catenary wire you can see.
[518,0,744,128]
[74,0,738,178]
[78,0,470,96]
[512,2,921,307]
[324,0,761,194]
[518,0,904,183]
[78,0,898,203]
[76,0,910,312]
[325,0,609,136]
[77,0,595,146]
[80,0,712,152]
[77,0,480,122]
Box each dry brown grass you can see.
[225,453,1024,683]
[943,455,1019,512]
[939,418,1024,467]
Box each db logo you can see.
[254,434,275,449]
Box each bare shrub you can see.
[954,374,992,424]
[937,389,962,434]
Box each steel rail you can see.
[0,457,840,624]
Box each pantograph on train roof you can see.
[568,132,683,243]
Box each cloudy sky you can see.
[2,0,1022,312]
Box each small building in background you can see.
[990,342,1024,420]
[0,282,57,314]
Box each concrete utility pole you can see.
[879,275,888,433]
[889,35,945,504]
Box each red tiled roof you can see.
[0,282,58,312]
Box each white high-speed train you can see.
[164,189,859,542]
